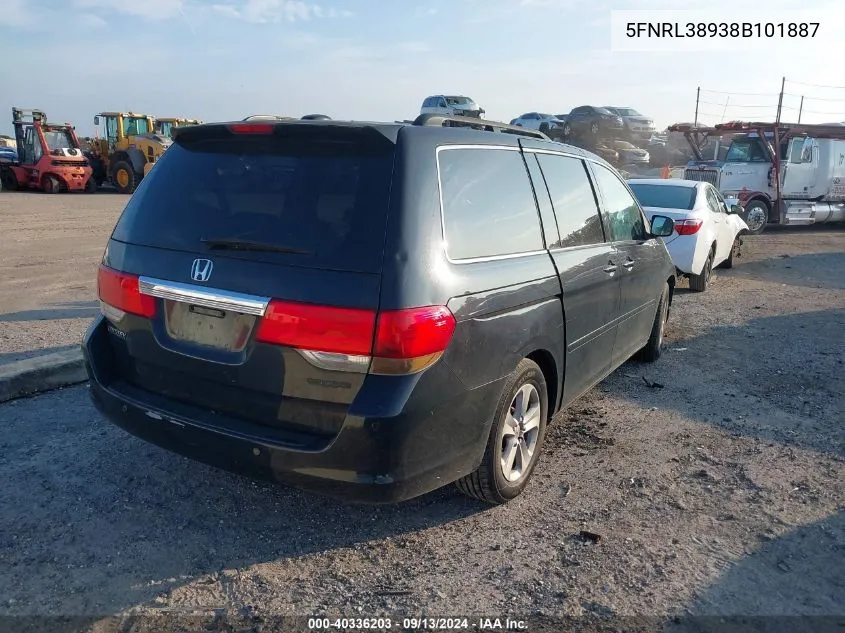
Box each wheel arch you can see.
[524,348,560,421]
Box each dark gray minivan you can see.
[83,116,677,505]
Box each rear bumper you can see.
[82,316,502,504]
[664,238,696,275]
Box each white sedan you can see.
[509,112,565,133]
[628,179,749,292]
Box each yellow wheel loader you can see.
[155,117,202,139]
[86,112,171,194]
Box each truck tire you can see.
[112,160,138,194]
[43,175,61,194]
[743,200,768,235]
[1,169,16,191]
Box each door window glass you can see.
[535,153,605,248]
[592,164,647,242]
[438,148,543,260]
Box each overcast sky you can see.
[1,0,844,136]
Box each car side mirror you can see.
[93,116,100,126]
[730,204,743,214]
[650,215,675,237]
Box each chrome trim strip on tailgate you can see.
[138,277,270,316]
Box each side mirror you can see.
[93,116,100,126]
[650,215,675,238]
[730,204,743,214]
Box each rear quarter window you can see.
[437,147,543,260]
[110,135,395,273]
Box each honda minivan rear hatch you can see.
[99,122,398,437]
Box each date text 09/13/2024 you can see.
[306,617,528,630]
[625,22,820,38]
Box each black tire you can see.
[590,121,599,135]
[563,123,572,137]
[112,160,138,194]
[456,358,548,505]
[742,200,768,235]
[43,175,61,194]
[689,248,714,292]
[719,234,742,269]
[636,283,670,363]
[2,170,16,191]
[85,176,98,193]
[539,122,550,133]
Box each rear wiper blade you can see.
[200,238,312,255]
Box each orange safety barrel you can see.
[660,166,671,179]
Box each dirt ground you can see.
[0,193,843,632]
[0,191,124,364]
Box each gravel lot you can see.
[0,191,124,365]
[0,194,843,631]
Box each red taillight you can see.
[674,219,703,235]
[227,123,274,134]
[255,300,376,356]
[97,265,156,319]
[374,306,456,359]
[255,301,456,375]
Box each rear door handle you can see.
[603,264,618,274]
[622,261,635,269]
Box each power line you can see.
[785,79,845,90]
[784,93,845,103]
[698,100,779,109]
[796,108,845,116]
[700,89,780,97]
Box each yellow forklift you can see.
[155,117,202,139]
[86,112,171,194]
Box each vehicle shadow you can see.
[721,251,845,290]
[612,307,845,457]
[0,301,99,322]
[665,510,845,633]
[0,388,487,622]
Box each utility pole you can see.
[798,95,804,123]
[721,96,730,122]
[775,76,785,124]
[694,87,700,126]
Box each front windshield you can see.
[629,184,697,210]
[43,130,75,151]
[615,108,640,116]
[724,138,769,162]
[596,108,615,116]
[124,116,150,136]
[540,113,555,119]
[445,96,471,105]
[158,121,174,138]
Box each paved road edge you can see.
[0,348,87,403]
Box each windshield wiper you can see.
[200,237,312,255]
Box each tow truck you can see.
[669,120,845,234]
[0,108,94,194]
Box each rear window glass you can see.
[438,148,543,260]
[111,135,395,273]
[628,183,697,210]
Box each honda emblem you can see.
[190,258,213,282]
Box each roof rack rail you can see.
[412,114,550,140]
